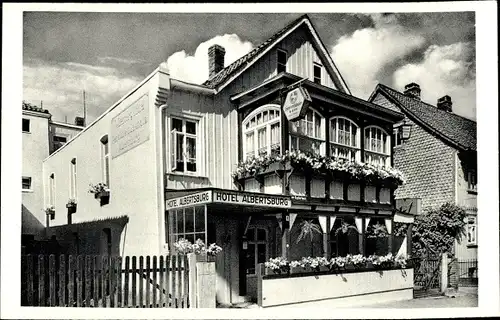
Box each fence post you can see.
[440,253,449,293]
[187,253,197,308]
[195,255,216,308]
[257,263,264,308]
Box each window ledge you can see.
[467,190,478,195]
[22,189,33,193]
[22,131,31,134]
[466,244,478,248]
[167,172,209,179]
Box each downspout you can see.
[159,103,169,254]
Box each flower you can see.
[88,183,109,194]
[45,205,55,213]
[172,238,223,256]
[67,198,77,205]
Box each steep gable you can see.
[203,14,350,94]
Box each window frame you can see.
[242,104,281,161]
[393,125,403,147]
[169,205,208,249]
[22,118,30,133]
[466,216,477,246]
[313,62,322,84]
[467,169,477,193]
[277,49,287,73]
[364,125,391,167]
[169,115,200,175]
[289,107,325,156]
[100,135,110,187]
[22,176,32,192]
[329,116,361,162]
[245,227,269,276]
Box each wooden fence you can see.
[21,254,190,308]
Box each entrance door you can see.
[244,227,268,300]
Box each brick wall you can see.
[372,93,456,211]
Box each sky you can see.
[23,11,477,123]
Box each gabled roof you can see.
[202,14,350,94]
[22,101,49,114]
[372,84,477,152]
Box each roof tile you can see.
[378,84,476,151]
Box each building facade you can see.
[22,102,84,250]
[369,83,478,263]
[41,15,413,304]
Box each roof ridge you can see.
[378,83,476,123]
[202,14,310,88]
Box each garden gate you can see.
[409,255,441,297]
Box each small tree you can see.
[411,203,467,257]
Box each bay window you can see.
[170,117,198,173]
[364,126,390,167]
[330,117,360,162]
[242,105,281,160]
[289,108,325,155]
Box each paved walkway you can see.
[358,290,478,308]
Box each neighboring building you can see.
[21,101,84,252]
[368,83,477,264]
[42,15,409,305]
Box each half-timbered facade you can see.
[42,15,411,305]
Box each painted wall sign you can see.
[282,87,312,121]
[395,198,422,216]
[213,190,291,208]
[111,95,149,158]
[166,191,212,210]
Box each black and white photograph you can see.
[1,2,498,319]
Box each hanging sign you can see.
[213,190,291,208]
[395,198,422,216]
[282,86,312,121]
[166,191,212,210]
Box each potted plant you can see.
[88,183,110,205]
[66,198,77,213]
[45,205,55,220]
[296,219,323,257]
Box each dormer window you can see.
[313,63,322,84]
[277,49,287,73]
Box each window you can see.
[103,228,112,256]
[245,227,268,275]
[330,117,360,162]
[277,49,287,73]
[313,63,322,84]
[101,135,110,186]
[170,206,207,246]
[49,173,55,207]
[289,108,325,155]
[170,117,198,173]
[53,135,67,143]
[466,216,477,246]
[242,105,281,160]
[467,169,477,193]
[22,176,32,191]
[364,126,390,167]
[22,118,30,133]
[69,158,77,199]
[393,126,403,147]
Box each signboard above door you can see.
[282,86,311,121]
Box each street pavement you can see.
[358,292,478,308]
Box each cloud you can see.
[165,34,254,84]
[393,42,476,120]
[331,14,426,99]
[23,59,141,123]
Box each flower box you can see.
[364,185,377,203]
[66,203,77,214]
[96,191,110,206]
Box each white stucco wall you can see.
[22,110,51,238]
[42,70,168,257]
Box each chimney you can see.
[208,44,225,78]
[75,116,85,126]
[437,95,452,112]
[404,82,421,100]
